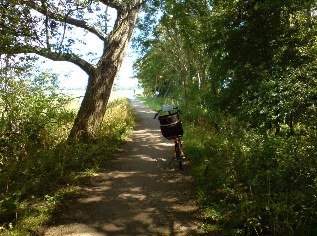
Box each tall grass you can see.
[184,118,317,235]
[140,95,317,235]
[137,94,177,111]
[0,98,135,235]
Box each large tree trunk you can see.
[68,4,141,142]
[0,0,143,142]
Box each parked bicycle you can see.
[154,105,185,169]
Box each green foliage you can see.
[185,119,317,235]
[0,56,135,234]
[137,95,174,111]
[0,197,16,224]
[140,91,317,235]
[135,0,317,129]
[0,0,110,62]
[0,58,75,152]
[135,2,317,233]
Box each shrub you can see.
[0,96,135,234]
[185,118,317,235]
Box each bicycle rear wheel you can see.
[175,139,183,169]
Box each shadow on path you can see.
[43,98,203,236]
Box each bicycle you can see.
[154,105,185,169]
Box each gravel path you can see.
[43,98,203,236]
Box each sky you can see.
[41,41,139,97]
[42,47,138,97]
[40,5,140,97]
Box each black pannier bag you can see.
[158,112,184,139]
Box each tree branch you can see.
[20,45,95,74]
[24,1,107,42]
[99,0,124,12]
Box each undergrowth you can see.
[141,95,317,236]
[137,94,176,111]
[0,98,135,235]
[185,122,317,235]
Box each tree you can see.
[218,0,317,132]
[134,0,211,100]
[0,0,143,141]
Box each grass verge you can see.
[0,98,135,235]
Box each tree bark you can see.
[0,0,143,142]
[68,4,141,141]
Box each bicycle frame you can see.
[169,136,185,169]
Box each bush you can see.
[185,118,317,235]
[0,97,135,234]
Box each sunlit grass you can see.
[136,94,178,111]
[0,98,135,235]
[138,95,317,235]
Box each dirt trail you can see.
[43,98,203,236]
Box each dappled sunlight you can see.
[161,197,178,203]
[129,186,142,192]
[129,99,156,116]
[156,157,168,162]
[44,98,201,236]
[134,108,154,114]
[106,171,138,179]
[140,156,156,161]
[49,167,200,235]
[82,182,112,193]
[171,204,200,213]
[131,147,139,152]
[118,193,147,201]
[80,196,104,203]
[166,178,181,184]
[132,212,155,224]
[101,222,125,232]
